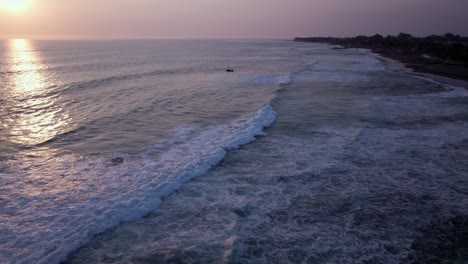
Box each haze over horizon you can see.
[1,0,468,40]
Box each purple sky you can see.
[1,0,467,39]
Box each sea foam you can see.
[244,74,294,86]
[1,105,277,264]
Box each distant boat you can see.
[226,68,234,72]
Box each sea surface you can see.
[0,39,467,264]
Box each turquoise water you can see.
[1,40,467,263]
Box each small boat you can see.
[226,68,234,72]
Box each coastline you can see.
[410,71,468,90]
[352,44,468,89]
[366,46,468,83]
[294,37,468,88]
[371,50,468,89]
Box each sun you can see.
[0,0,30,12]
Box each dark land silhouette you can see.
[295,33,468,81]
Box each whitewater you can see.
[1,39,467,264]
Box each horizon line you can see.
[0,36,294,41]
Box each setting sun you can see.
[0,0,30,12]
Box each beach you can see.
[295,35,468,84]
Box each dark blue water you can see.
[1,40,467,264]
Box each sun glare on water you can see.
[0,0,30,12]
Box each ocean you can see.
[1,39,467,264]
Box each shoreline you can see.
[371,50,468,89]
[364,46,468,84]
[294,36,468,88]
[348,43,467,89]
[409,71,468,90]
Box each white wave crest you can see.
[245,74,294,86]
[411,75,468,98]
[2,105,277,264]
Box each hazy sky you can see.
[1,0,467,39]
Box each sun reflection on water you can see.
[6,39,71,147]
[10,38,48,92]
